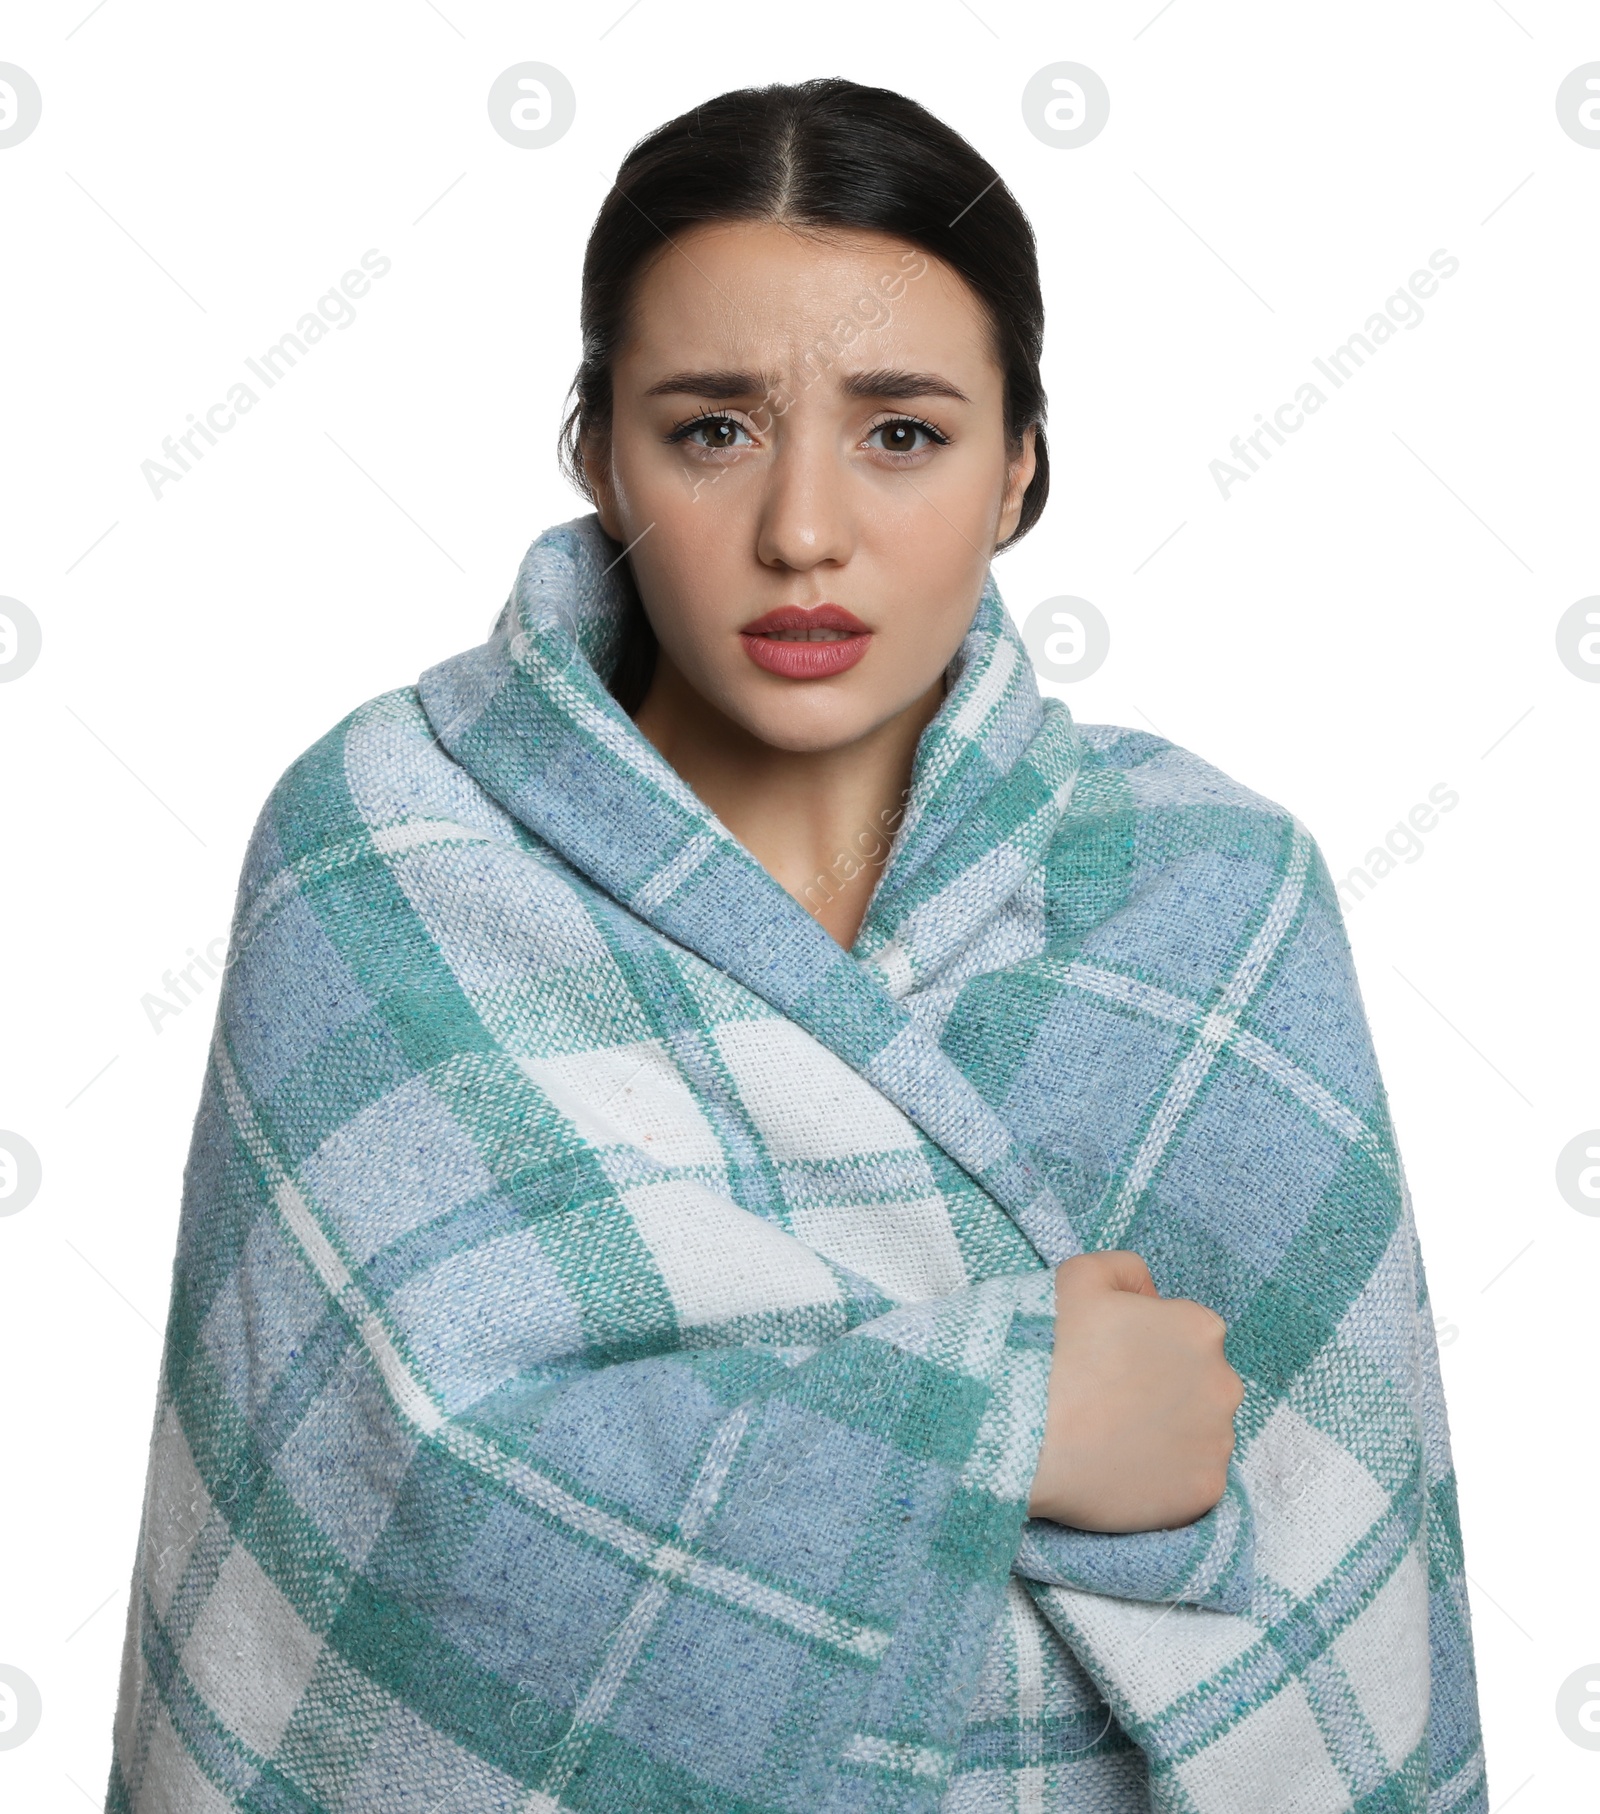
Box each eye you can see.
[865,415,949,457]
[667,413,752,452]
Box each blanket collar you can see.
[420,514,1078,956]
[416,515,1085,1256]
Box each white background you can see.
[1,1,1596,1806]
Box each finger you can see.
[1095,1249,1159,1297]
[1173,1294,1229,1339]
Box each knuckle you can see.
[1178,1297,1227,1342]
[1056,1254,1098,1295]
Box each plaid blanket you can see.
[106,514,1486,1812]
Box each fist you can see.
[1028,1250,1244,1534]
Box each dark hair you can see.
[559,77,1050,712]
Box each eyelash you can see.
[664,411,952,454]
[870,413,951,452]
[665,412,734,445]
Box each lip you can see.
[741,603,870,636]
[738,603,873,680]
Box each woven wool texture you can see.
[106,514,1486,1812]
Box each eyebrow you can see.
[641,367,972,405]
[641,369,771,401]
[845,368,972,404]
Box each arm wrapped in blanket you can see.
[103,713,1071,1812]
[108,1027,1059,1814]
[991,731,1487,1813]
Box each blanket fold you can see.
[105,514,1485,1813]
[1011,1467,1256,1616]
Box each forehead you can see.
[617,219,997,386]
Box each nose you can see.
[753,418,855,575]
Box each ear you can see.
[580,427,625,542]
[994,423,1038,550]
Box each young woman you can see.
[108,80,1485,1813]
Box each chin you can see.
[715,680,898,755]
[734,703,880,755]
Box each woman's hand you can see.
[1028,1250,1244,1534]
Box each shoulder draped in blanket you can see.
[106,515,1485,1813]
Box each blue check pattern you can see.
[104,515,1485,1812]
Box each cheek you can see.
[610,437,756,579]
[612,438,717,560]
[884,552,979,665]
[858,442,1011,589]
[609,426,688,520]
[624,514,744,658]
[922,432,1013,524]
[873,453,1001,605]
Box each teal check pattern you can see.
[105,514,1484,1811]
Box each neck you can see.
[633,653,944,950]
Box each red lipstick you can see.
[738,603,873,680]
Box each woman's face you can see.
[584,220,1036,754]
